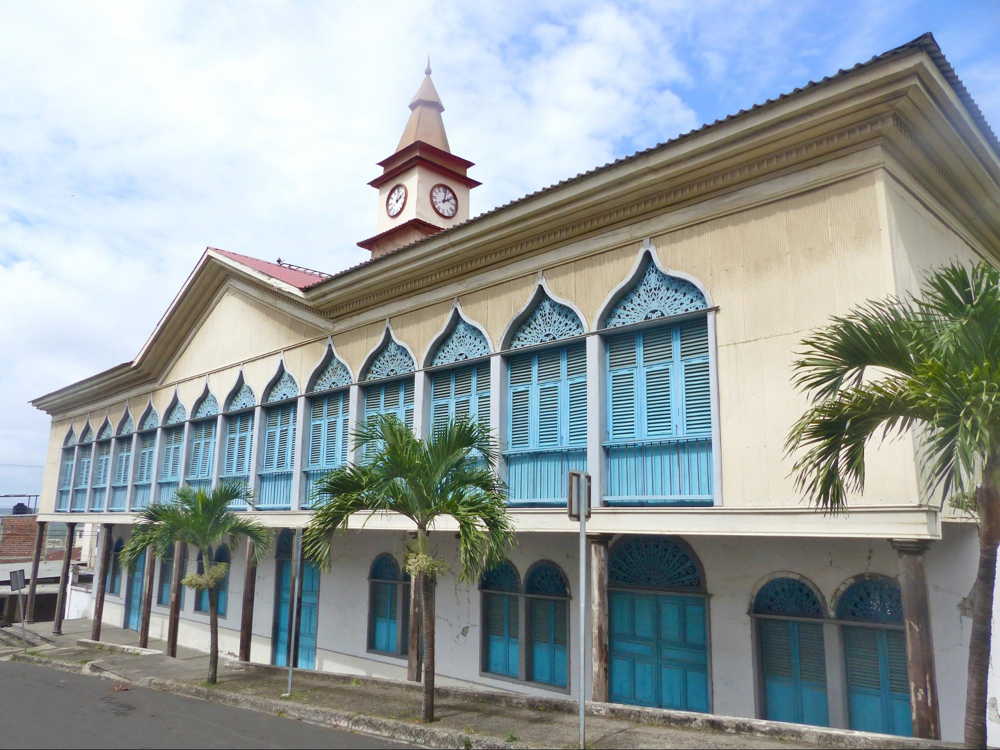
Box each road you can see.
[0,661,415,749]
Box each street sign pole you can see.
[568,472,591,750]
[282,529,303,698]
[9,569,26,646]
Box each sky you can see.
[1,0,998,503]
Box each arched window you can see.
[221,378,256,506]
[480,560,520,678]
[157,544,187,609]
[602,252,712,506]
[71,425,93,512]
[158,420,184,504]
[259,367,299,510]
[91,421,113,511]
[109,414,133,511]
[428,313,491,437]
[186,389,218,492]
[607,535,709,711]
[525,562,570,687]
[368,553,409,656]
[195,545,230,617]
[56,429,76,511]
[107,538,124,596]
[361,333,415,461]
[836,576,909,736]
[504,289,586,505]
[752,577,828,726]
[304,349,351,505]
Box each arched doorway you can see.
[272,530,320,670]
[608,535,708,711]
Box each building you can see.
[27,34,1000,742]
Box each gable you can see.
[163,286,327,383]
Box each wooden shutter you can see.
[475,361,491,431]
[680,319,711,436]
[94,443,110,486]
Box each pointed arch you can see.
[599,248,709,329]
[425,306,492,367]
[164,394,187,426]
[138,403,159,432]
[224,373,257,412]
[502,283,586,350]
[361,327,416,382]
[63,427,76,446]
[96,418,113,441]
[78,422,93,444]
[192,386,219,419]
[263,362,300,404]
[116,409,134,436]
[306,342,353,393]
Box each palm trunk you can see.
[965,460,999,748]
[407,570,423,682]
[421,571,436,722]
[208,587,220,685]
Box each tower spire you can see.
[396,61,449,152]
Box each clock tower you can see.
[358,61,480,258]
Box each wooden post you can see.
[91,524,113,640]
[239,540,258,662]
[891,539,940,740]
[166,542,184,657]
[25,520,47,623]
[52,522,77,635]
[138,546,156,648]
[589,534,611,702]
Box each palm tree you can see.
[304,415,514,722]
[120,482,271,684]
[786,261,1000,747]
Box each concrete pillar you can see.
[589,534,611,702]
[166,541,184,658]
[239,539,258,662]
[26,520,47,623]
[347,385,362,464]
[91,524,113,640]
[412,370,428,439]
[53,522,77,635]
[211,414,225,490]
[891,539,940,740]
[290,395,307,509]
[489,355,507,483]
[248,405,264,504]
[585,335,605,504]
[138,546,156,648]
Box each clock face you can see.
[430,183,458,219]
[386,184,407,218]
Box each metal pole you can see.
[17,589,26,646]
[579,492,587,750]
[282,528,303,697]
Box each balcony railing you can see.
[504,447,586,507]
[257,471,293,510]
[302,468,332,509]
[71,488,88,511]
[185,478,211,493]
[157,481,179,504]
[605,437,712,506]
[131,483,151,510]
[108,485,127,511]
[89,487,107,512]
[56,489,70,512]
[219,475,249,509]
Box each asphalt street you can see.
[0,661,415,749]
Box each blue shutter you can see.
[529,598,568,687]
[608,335,638,441]
[159,428,183,481]
[93,443,111,486]
[484,592,519,677]
[186,420,216,480]
[680,320,711,436]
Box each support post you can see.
[891,539,940,740]
[91,524,113,640]
[138,546,156,648]
[53,522,77,635]
[166,541,184,657]
[239,540,258,662]
[26,520,47,623]
[588,534,611,702]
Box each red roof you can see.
[209,247,331,290]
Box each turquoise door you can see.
[528,598,567,687]
[609,590,708,711]
[124,548,146,631]
[758,619,829,725]
[843,626,910,736]
[273,558,320,669]
[273,559,292,666]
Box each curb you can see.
[76,638,162,656]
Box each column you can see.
[239,539,258,662]
[166,541,184,658]
[177,421,192,490]
[489,355,507,483]
[248,405,264,504]
[138,546,156,648]
[891,539,940,739]
[53,522,77,635]
[124,433,139,510]
[347,384,362,464]
[26,520,47,623]
[91,524,114,640]
[412,370,428,439]
[149,427,164,504]
[211,414,225,490]
[290,395,307,509]
[588,534,611,702]
[585,335,604,504]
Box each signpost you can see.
[281,529,303,698]
[9,569,27,645]
[568,472,591,750]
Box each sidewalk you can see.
[1,618,954,750]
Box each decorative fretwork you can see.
[78,424,93,444]
[370,553,404,581]
[836,577,903,624]
[226,382,256,412]
[510,293,584,349]
[164,400,187,426]
[363,337,415,381]
[63,428,76,446]
[609,536,702,591]
[525,562,568,597]
[117,413,134,436]
[605,257,707,328]
[753,577,825,618]
[139,407,159,432]
[193,391,219,419]
[96,420,113,441]
[309,350,351,392]
[431,319,490,366]
[264,369,299,403]
[481,560,520,592]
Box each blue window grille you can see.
[195,545,229,616]
[90,441,111,511]
[157,545,187,608]
[56,446,75,512]
[109,437,132,511]
[139,407,159,432]
[753,578,829,727]
[363,336,414,381]
[836,577,909,736]
[221,412,253,508]
[107,538,124,595]
[157,426,183,504]
[193,391,219,419]
[304,391,349,507]
[605,318,712,506]
[430,361,490,436]
[71,442,92,512]
[96,420,113,441]
[259,403,296,510]
[430,317,491,366]
[368,554,409,655]
[308,349,351,393]
[481,561,520,678]
[505,343,587,505]
[186,419,216,486]
[131,432,156,510]
[526,562,569,687]
[164,399,186,426]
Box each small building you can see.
[28,34,999,742]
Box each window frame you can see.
[366,553,410,659]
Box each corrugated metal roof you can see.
[210,247,331,290]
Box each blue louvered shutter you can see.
[94,443,111,486]
[262,404,296,472]
[431,362,492,438]
[114,439,132,485]
[75,450,92,488]
[431,373,452,437]
[307,392,348,470]
[223,413,253,475]
[59,450,75,489]
[680,319,711,436]
[508,343,586,451]
[484,592,519,677]
[508,355,532,449]
[608,335,638,440]
[566,344,587,445]
[160,427,183,481]
[186,420,215,479]
[135,434,155,483]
